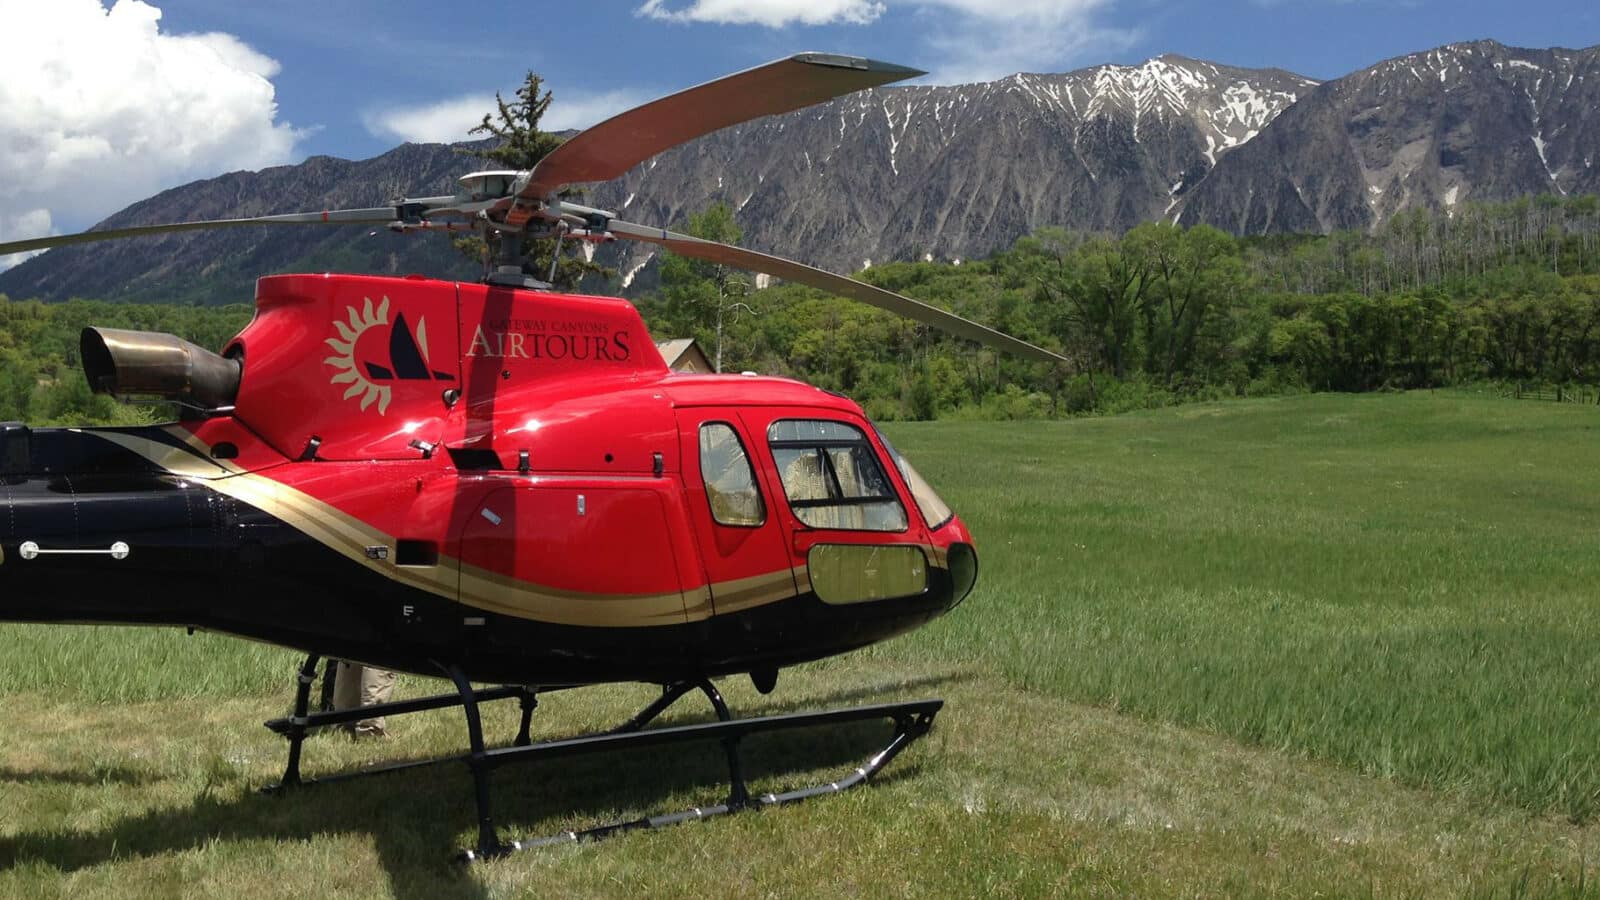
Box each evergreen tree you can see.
[453,72,612,291]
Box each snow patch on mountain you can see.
[621,252,654,290]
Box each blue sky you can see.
[149,0,1600,160]
[1,0,1597,269]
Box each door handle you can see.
[18,541,131,560]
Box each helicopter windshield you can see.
[873,429,954,531]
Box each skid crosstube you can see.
[261,653,943,860]
[260,654,554,790]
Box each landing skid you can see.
[262,653,942,860]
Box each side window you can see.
[699,422,765,527]
[768,420,908,532]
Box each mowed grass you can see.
[1,391,1598,897]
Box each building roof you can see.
[654,338,712,373]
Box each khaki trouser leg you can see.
[333,662,397,735]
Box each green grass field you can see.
[3,392,1599,897]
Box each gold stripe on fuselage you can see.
[91,427,244,479]
[702,568,801,616]
[96,428,950,627]
[205,467,698,627]
[92,428,794,628]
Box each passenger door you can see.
[677,410,797,617]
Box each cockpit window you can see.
[875,429,955,531]
[768,420,908,532]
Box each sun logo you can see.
[324,296,452,415]
[324,297,397,414]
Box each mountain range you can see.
[1,38,1594,305]
[1179,41,1600,233]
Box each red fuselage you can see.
[0,274,976,684]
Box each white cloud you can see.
[363,88,655,144]
[362,94,499,145]
[916,0,1102,21]
[636,0,886,26]
[633,0,1133,82]
[542,89,656,133]
[0,0,303,259]
[913,1,1136,84]
[0,209,54,274]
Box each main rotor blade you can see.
[610,220,1067,364]
[0,208,402,257]
[522,53,923,199]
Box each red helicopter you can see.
[0,53,1064,859]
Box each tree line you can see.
[0,299,252,426]
[2,194,1598,426]
[643,194,1600,420]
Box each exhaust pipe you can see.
[80,327,241,409]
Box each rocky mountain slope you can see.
[1,39,1595,305]
[1180,40,1600,233]
[0,143,485,306]
[587,56,1314,286]
[0,55,1312,304]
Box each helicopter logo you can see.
[323,296,454,414]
